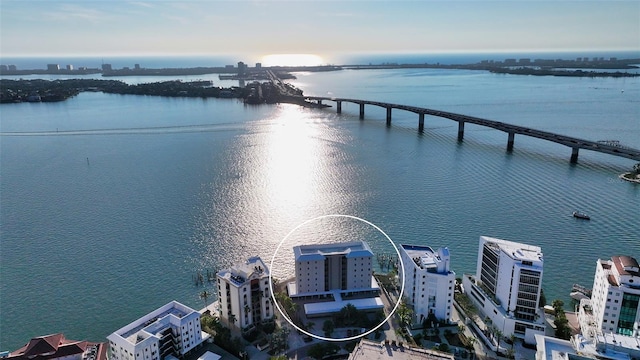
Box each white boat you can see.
[570,291,590,301]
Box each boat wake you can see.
[0,123,247,136]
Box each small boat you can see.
[570,291,590,301]
[573,211,590,220]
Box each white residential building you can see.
[216,256,272,330]
[293,241,374,295]
[588,255,640,337]
[107,301,205,360]
[463,236,545,344]
[575,255,640,359]
[399,245,455,325]
[534,334,631,360]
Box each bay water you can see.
[1,61,639,349]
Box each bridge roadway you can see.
[304,96,640,163]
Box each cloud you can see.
[43,4,110,23]
[131,2,155,8]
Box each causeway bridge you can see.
[305,96,640,163]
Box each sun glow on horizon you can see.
[260,53,324,67]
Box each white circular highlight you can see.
[269,214,405,342]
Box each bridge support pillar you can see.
[418,113,425,132]
[570,147,579,163]
[359,103,365,119]
[507,132,515,152]
[386,107,392,126]
[337,101,342,114]
[457,121,465,141]
[317,100,322,105]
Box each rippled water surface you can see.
[1,68,639,349]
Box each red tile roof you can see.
[613,255,640,276]
[8,333,106,360]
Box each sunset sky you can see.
[1,0,639,63]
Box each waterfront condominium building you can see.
[462,236,545,344]
[399,244,456,325]
[293,241,374,295]
[585,255,640,337]
[107,301,206,360]
[216,256,272,330]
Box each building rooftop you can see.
[480,236,543,264]
[304,296,384,317]
[347,339,454,360]
[613,255,639,276]
[293,241,373,261]
[573,334,633,360]
[401,244,450,273]
[109,301,199,345]
[217,256,269,286]
[8,333,107,360]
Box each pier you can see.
[305,96,640,164]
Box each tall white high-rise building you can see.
[399,245,455,325]
[216,256,272,330]
[463,236,545,344]
[107,301,205,360]
[587,255,640,337]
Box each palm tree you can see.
[306,321,315,332]
[341,303,358,325]
[397,300,413,328]
[458,323,466,333]
[200,290,211,310]
[495,328,503,348]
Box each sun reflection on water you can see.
[264,105,320,214]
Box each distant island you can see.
[2,56,639,106]
[1,56,639,78]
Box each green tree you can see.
[340,303,359,325]
[323,319,335,337]
[552,299,571,340]
[458,323,466,333]
[308,343,339,360]
[200,290,211,309]
[539,288,547,307]
[306,321,315,332]
[437,343,450,353]
[397,299,413,327]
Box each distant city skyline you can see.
[1,0,639,66]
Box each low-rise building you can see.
[107,301,206,360]
[535,333,633,360]
[348,339,454,360]
[399,244,455,325]
[6,333,107,360]
[216,256,272,330]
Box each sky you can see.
[1,0,639,63]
